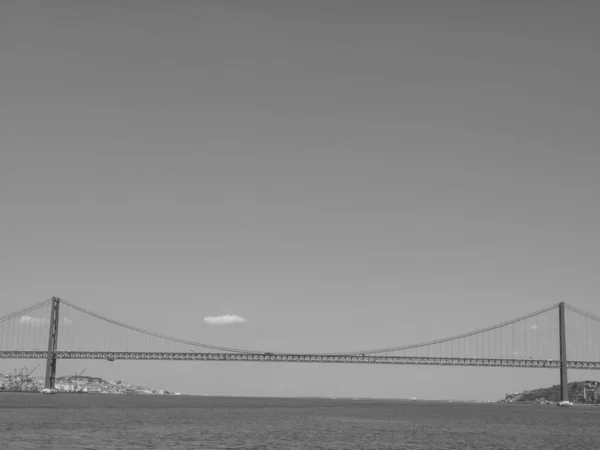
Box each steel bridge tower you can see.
[44,297,61,389]
[558,302,569,402]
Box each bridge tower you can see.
[558,302,568,402]
[44,297,61,389]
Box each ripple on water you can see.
[1,395,599,449]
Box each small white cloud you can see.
[512,350,519,355]
[63,318,73,326]
[204,315,246,325]
[530,324,539,331]
[20,316,48,326]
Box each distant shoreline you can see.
[3,392,598,406]
[0,392,487,402]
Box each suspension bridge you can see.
[1,298,600,401]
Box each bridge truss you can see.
[1,350,599,370]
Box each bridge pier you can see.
[558,302,568,402]
[44,297,61,389]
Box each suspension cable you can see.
[46,300,571,356]
[60,299,261,354]
[322,303,560,356]
[0,298,52,324]
[565,304,600,323]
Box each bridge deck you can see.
[1,351,599,369]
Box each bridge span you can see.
[2,297,600,402]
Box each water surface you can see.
[1,394,598,449]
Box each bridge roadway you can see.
[1,351,599,369]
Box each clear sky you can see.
[1,1,599,399]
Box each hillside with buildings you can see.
[501,381,600,404]
[53,374,181,395]
[0,367,180,395]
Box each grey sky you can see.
[1,1,599,399]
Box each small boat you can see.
[557,401,574,407]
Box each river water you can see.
[1,393,598,449]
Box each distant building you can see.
[583,381,599,403]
